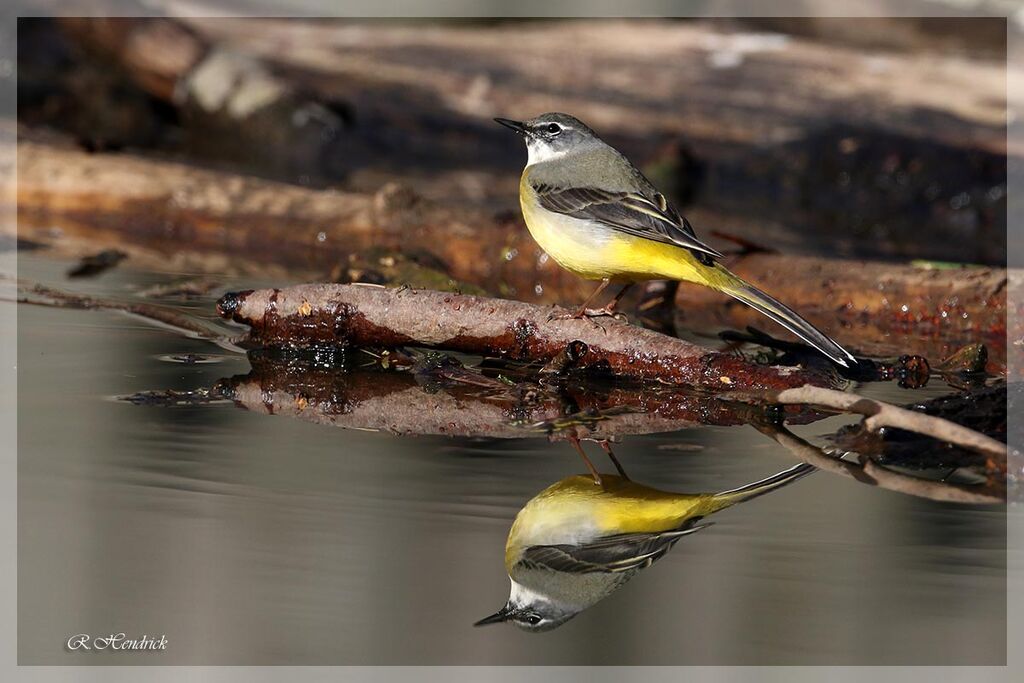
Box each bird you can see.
[474,461,815,632]
[494,113,857,368]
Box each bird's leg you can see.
[570,279,611,318]
[547,279,609,323]
[548,281,631,326]
[567,436,603,486]
[582,284,633,319]
[598,440,629,480]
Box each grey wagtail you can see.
[475,461,814,632]
[494,113,857,368]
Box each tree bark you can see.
[215,283,835,391]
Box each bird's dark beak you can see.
[494,118,528,136]
[474,604,513,626]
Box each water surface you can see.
[16,253,1006,665]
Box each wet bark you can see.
[215,283,835,391]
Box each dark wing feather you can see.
[521,526,709,575]
[532,183,723,260]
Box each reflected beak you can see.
[494,118,528,136]
[474,605,513,626]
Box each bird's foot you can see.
[579,307,629,323]
[546,308,609,331]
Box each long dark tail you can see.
[715,276,857,368]
[710,462,816,510]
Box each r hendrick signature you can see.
[66,633,167,652]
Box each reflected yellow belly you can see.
[504,475,711,568]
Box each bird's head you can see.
[494,112,600,165]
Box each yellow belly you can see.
[520,184,621,281]
[519,172,730,289]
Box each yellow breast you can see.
[519,170,729,288]
[519,172,619,281]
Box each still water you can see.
[16,254,1005,665]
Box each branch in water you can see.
[215,284,839,391]
[756,423,1004,505]
[753,385,1007,463]
[19,283,225,341]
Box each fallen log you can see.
[64,16,1012,157]
[12,139,1010,364]
[55,17,206,103]
[215,284,835,391]
[54,17,351,183]
[32,17,1009,270]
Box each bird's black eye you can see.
[545,123,562,135]
[525,613,542,625]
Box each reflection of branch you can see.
[216,284,835,391]
[123,353,1005,503]
[211,359,769,440]
[756,423,1004,505]
[757,385,1006,461]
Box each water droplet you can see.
[949,192,970,210]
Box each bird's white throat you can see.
[526,141,570,166]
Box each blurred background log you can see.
[13,15,1013,367]
[12,138,1009,365]
[19,16,1010,265]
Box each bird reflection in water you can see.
[476,443,814,632]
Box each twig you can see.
[763,385,1006,460]
[756,423,1004,504]
[859,457,1005,504]
[16,283,238,349]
